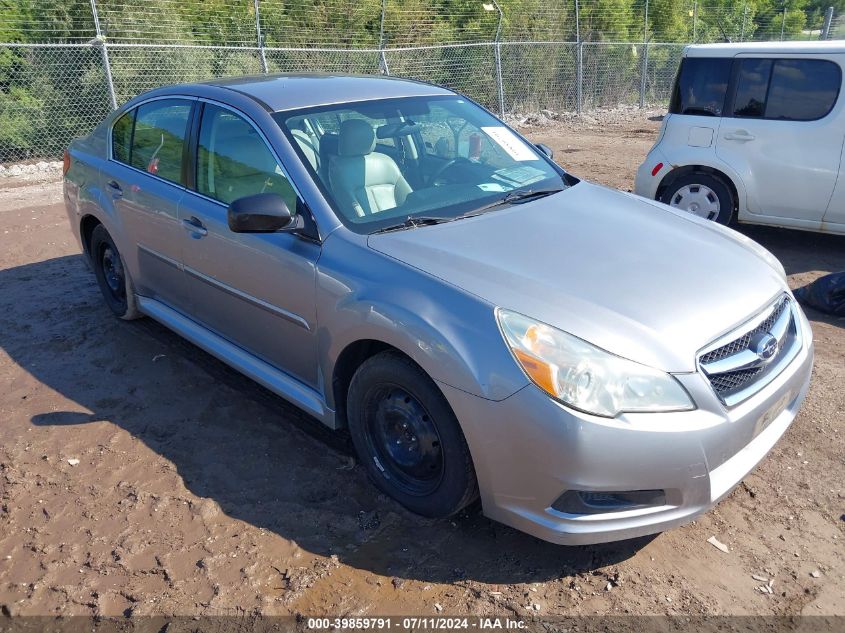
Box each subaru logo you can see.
[751,332,778,362]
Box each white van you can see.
[635,41,845,235]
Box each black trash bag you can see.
[794,271,845,317]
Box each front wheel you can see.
[347,351,478,518]
[660,173,734,225]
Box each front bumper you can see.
[440,310,814,546]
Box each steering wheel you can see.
[428,157,474,186]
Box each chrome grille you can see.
[699,297,790,366]
[698,294,800,407]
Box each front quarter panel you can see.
[317,230,529,410]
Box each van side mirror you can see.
[227,193,303,233]
[535,143,554,160]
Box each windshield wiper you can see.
[462,187,565,217]
[371,215,453,234]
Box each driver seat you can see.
[328,119,412,218]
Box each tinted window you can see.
[197,104,297,210]
[733,59,772,118]
[670,57,732,117]
[112,109,135,163]
[765,59,840,121]
[129,99,191,184]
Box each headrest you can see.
[338,118,376,156]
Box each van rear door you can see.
[715,54,843,226]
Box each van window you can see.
[733,59,772,118]
[669,57,732,117]
[766,59,840,121]
[732,58,840,121]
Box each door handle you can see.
[181,217,208,237]
[107,180,123,197]
[723,130,755,142]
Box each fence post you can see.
[781,4,787,40]
[575,0,582,114]
[254,0,268,73]
[378,0,390,75]
[89,0,117,110]
[639,0,649,108]
[692,1,698,43]
[488,0,505,117]
[821,6,834,39]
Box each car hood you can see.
[367,182,788,373]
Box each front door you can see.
[179,103,321,387]
[822,137,845,231]
[716,56,843,223]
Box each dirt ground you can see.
[0,111,843,619]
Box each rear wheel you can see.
[347,351,478,518]
[660,172,734,225]
[90,224,141,320]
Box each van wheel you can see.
[90,225,141,320]
[347,351,478,518]
[660,173,734,225]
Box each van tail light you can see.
[651,162,664,177]
[63,149,71,176]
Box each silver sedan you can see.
[63,74,813,545]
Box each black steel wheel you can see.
[90,224,140,320]
[347,351,478,517]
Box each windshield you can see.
[274,96,569,234]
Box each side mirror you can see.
[535,143,554,160]
[227,193,303,233]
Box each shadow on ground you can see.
[6,226,842,584]
[3,254,650,586]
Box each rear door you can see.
[179,102,321,387]
[107,97,194,313]
[716,55,843,223]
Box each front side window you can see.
[732,58,841,121]
[276,96,567,234]
[128,99,192,184]
[197,104,297,211]
[669,57,732,117]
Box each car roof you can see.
[685,41,845,57]
[199,73,455,112]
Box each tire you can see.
[660,172,734,225]
[347,351,478,518]
[90,224,141,320]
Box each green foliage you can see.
[0,0,839,161]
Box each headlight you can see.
[497,309,694,417]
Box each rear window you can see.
[732,58,841,121]
[669,57,732,117]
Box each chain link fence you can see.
[0,0,841,163]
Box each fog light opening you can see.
[552,489,667,515]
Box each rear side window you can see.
[669,57,732,117]
[112,110,135,164]
[128,99,192,184]
[732,59,772,118]
[731,58,841,121]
